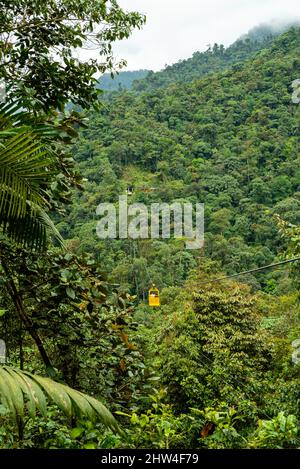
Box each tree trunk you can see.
[0,257,55,375]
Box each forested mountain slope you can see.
[1,5,300,448]
[61,27,300,296]
[98,23,299,94]
[4,0,300,450]
[132,23,299,92]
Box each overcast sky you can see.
[109,0,300,71]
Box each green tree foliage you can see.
[65,27,300,296]
[1,7,300,448]
[132,23,298,93]
[0,0,146,446]
[0,0,145,111]
[0,240,146,405]
[250,412,299,449]
[154,280,271,411]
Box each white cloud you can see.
[110,0,300,71]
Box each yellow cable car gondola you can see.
[148,285,160,307]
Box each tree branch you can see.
[0,255,55,376]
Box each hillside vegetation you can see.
[1,6,300,449]
[64,27,300,296]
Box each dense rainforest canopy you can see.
[0,2,300,449]
[66,27,300,296]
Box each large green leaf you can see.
[0,366,120,433]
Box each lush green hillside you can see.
[61,27,300,297]
[98,23,300,96]
[2,2,300,449]
[132,23,299,93]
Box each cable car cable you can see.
[197,256,300,286]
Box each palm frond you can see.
[2,205,65,250]
[0,366,120,433]
[0,130,54,219]
[0,99,63,250]
[0,100,59,137]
